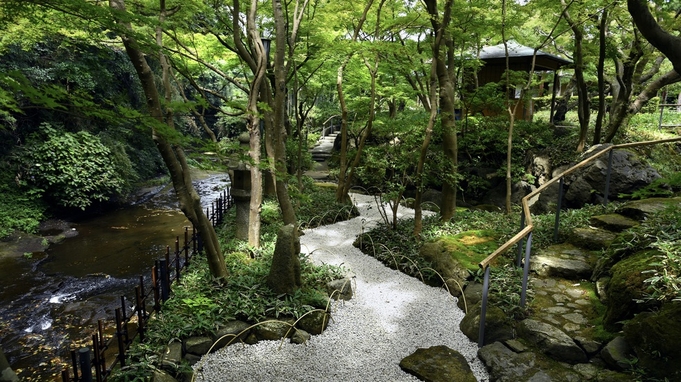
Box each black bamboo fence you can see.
[60,189,233,382]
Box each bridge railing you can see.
[476,136,681,347]
[61,189,234,382]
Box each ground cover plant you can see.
[112,179,357,381]
[355,195,620,320]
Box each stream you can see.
[0,173,231,381]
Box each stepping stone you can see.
[589,214,639,233]
[400,345,477,382]
[530,244,594,279]
[615,197,681,221]
[569,227,617,249]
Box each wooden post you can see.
[115,309,126,367]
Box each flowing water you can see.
[0,173,231,381]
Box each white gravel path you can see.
[193,194,489,382]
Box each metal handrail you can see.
[476,136,681,347]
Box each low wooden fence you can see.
[476,137,681,347]
[60,189,234,382]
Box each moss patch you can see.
[604,249,662,331]
[439,230,499,272]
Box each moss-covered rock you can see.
[615,197,681,221]
[400,345,477,382]
[623,302,681,380]
[460,302,513,346]
[568,227,617,250]
[419,230,499,298]
[589,214,639,233]
[604,250,662,331]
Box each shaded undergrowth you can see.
[112,179,357,381]
[355,202,619,319]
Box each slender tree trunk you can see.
[413,56,438,236]
[335,1,374,203]
[244,0,267,247]
[562,1,590,152]
[593,9,608,145]
[605,69,681,142]
[110,0,228,279]
[272,0,297,226]
[425,0,457,223]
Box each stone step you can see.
[568,227,617,250]
[589,214,639,233]
[530,243,596,280]
[615,196,681,221]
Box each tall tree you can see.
[423,0,458,222]
[561,0,591,152]
[108,0,228,279]
[628,0,681,73]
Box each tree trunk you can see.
[628,0,681,74]
[272,0,297,226]
[425,0,457,223]
[593,9,608,145]
[244,0,267,248]
[335,1,374,204]
[413,57,439,237]
[110,0,228,279]
[562,1,590,152]
[605,69,681,142]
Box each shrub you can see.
[20,124,125,209]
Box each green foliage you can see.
[144,237,345,345]
[20,124,125,209]
[633,206,681,304]
[0,162,46,237]
[487,264,531,320]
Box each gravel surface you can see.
[194,194,490,382]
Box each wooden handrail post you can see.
[135,284,145,343]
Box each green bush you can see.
[0,170,46,237]
[20,124,125,209]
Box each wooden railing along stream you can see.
[477,136,681,347]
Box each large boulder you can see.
[599,336,633,371]
[615,197,681,221]
[400,345,477,382]
[603,250,661,331]
[623,302,681,379]
[531,180,563,214]
[481,181,537,209]
[212,320,251,349]
[0,348,18,382]
[478,341,583,382]
[563,145,660,209]
[418,240,470,298]
[517,319,587,364]
[460,302,514,346]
